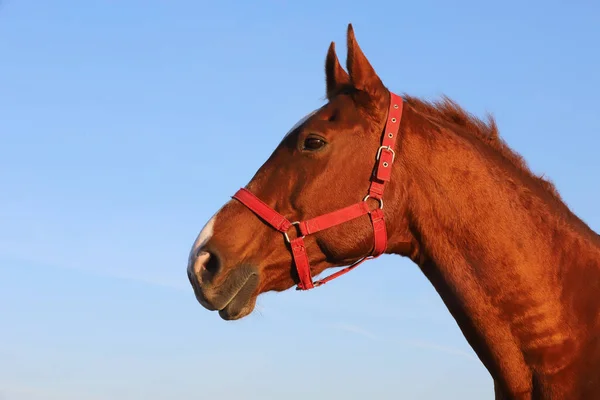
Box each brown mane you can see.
[403,94,562,200]
[403,94,600,247]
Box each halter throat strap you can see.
[232,92,404,290]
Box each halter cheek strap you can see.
[232,92,404,290]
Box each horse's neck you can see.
[395,109,600,396]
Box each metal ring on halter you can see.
[363,194,384,209]
[284,221,304,244]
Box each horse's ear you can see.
[346,24,386,98]
[325,41,350,100]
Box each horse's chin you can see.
[189,263,260,320]
[216,273,259,321]
[218,296,257,320]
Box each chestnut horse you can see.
[187,24,600,399]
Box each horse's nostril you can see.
[194,250,221,282]
[203,252,220,276]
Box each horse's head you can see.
[188,25,413,320]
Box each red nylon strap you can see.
[311,256,369,287]
[290,238,314,290]
[369,93,404,199]
[310,207,388,288]
[233,188,315,289]
[298,201,370,236]
[231,92,404,290]
[370,208,387,257]
[232,188,292,233]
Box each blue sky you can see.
[1,1,599,399]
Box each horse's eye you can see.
[303,136,326,151]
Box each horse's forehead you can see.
[282,108,320,140]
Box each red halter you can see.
[232,92,404,290]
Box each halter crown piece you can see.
[232,92,404,290]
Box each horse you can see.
[186,24,600,399]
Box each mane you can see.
[402,94,600,243]
[402,94,562,201]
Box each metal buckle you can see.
[284,221,304,244]
[363,194,384,209]
[376,145,396,163]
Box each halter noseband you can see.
[231,92,404,290]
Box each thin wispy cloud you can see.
[0,382,106,400]
[330,323,380,341]
[329,323,478,362]
[0,241,188,292]
[398,338,479,362]
[2,240,476,364]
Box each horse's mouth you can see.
[189,265,259,321]
[217,272,259,320]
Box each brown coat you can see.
[187,24,600,399]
